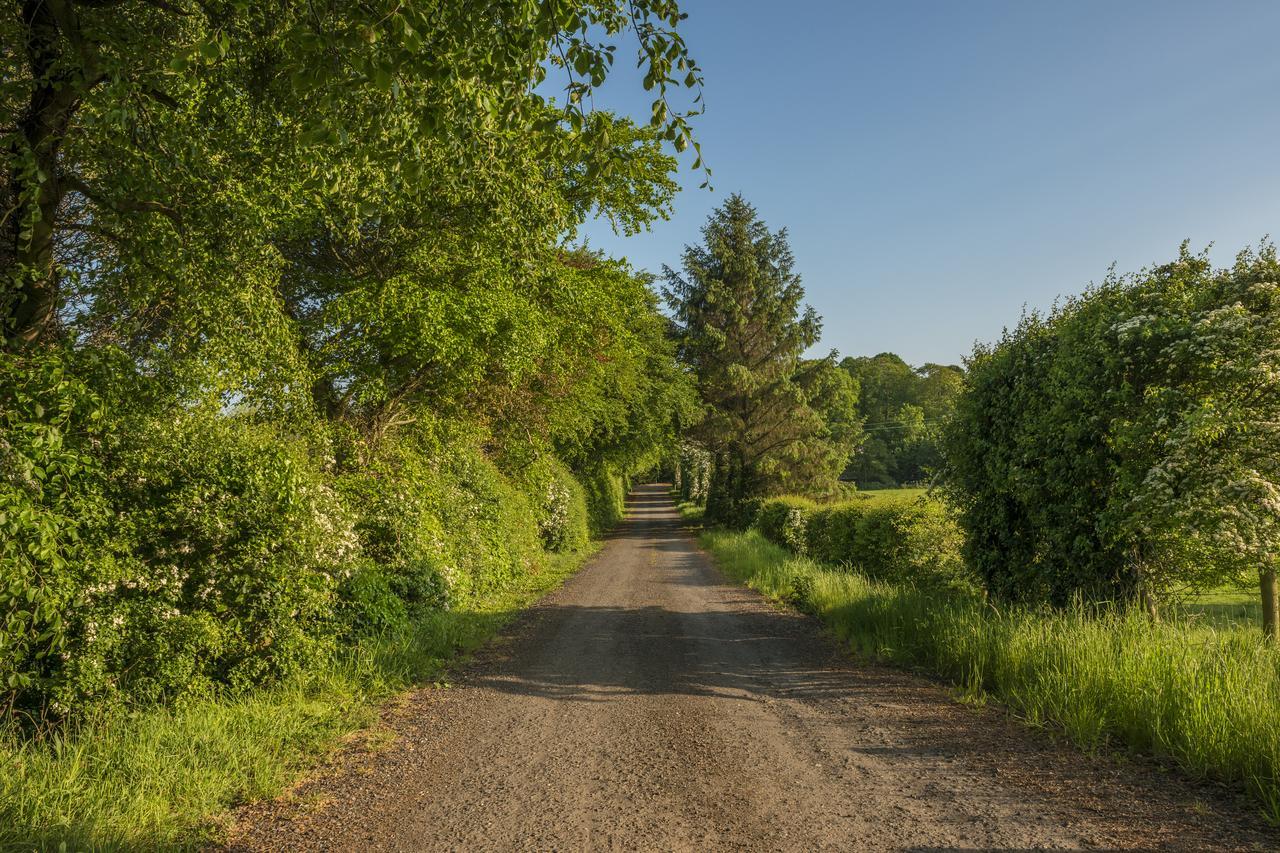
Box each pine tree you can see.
[664,194,850,525]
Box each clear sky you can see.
[577,0,1280,366]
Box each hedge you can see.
[754,494,969,589]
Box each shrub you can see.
[804,502,867,565]
[942,245,1280,607]
[757,493,969,590]
[755,496,816,551]
[0,349,112,717]
[431,440,541,599]
[581,463,627,536]
[336,440,455,615]
[513,455,589,553]
[335,561,410,635]
[71,411,358,710]
[850,497,967,588]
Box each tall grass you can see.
[0,548,596,851]
[702,528,1280,821]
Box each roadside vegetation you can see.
[670,193,1280,819]
[1,2,705,846]
[699,528,1280,821]
[1,546,594,849]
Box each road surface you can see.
[228,484,1275,851]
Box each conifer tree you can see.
[664,194,851,525]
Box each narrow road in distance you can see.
[228,484,1275,851]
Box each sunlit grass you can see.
[848,487,928,503]
[1177,586,1263,631]
[702,528,1280,823]
[0,547,597,851]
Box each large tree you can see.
[1,0,706,349]
[664,194,851,525]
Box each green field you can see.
[845,487,928,503]
[1178,587,1263,630]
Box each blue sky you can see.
[577,0,1280,366]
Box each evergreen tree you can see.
[664,194,849,525]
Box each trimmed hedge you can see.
[755,496,817,553]
[755,494,969,589]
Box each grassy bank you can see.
[0,546,597,851]
[700,527,1280,822]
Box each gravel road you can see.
[226,484,1277,851]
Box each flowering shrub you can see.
[755,496,815,551]
[74,413,357,707]
[513,456,588,553]
[942,244,1280,606]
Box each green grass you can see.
[846,487,928,503]
[0,546,598,851]
[701,527,1280,823]
[1178,586,1263,630]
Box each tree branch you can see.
[62,173,183,231]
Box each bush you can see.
[804,502,867,565]
[581,463,627,536]
[849,498,967,588]
[432,440,541,599]
[513,455,589,553]
[756,493,969,590]
[755,496,816,551]
[337,442,454,616]
[0,349,112,717]
[942,245,1280,606]
[72,411,358,710]
[335,561,410,635]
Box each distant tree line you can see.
[839,354,963,488]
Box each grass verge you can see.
[700,527,1280,823]
[0,546,598,851]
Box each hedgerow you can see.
[941,244,1280,610]
[755,494,969,590]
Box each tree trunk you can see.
[1262,567,1278,641]
[5,1,81,348]
[1132,553,1160,622]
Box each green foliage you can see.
[703,527,1280,823]
[513,455,590,553]
[665,195,855,524]
[755,496,817,553]
[2,1,707,346]
[756,493,968,590]
[82,411,354,710]
[0,545,595,849]
[840,355,963,488]
[942,244,1280,606]
[674,441,712,504]
[0,349,109,716]
[581,463,628,536]
[0,0,699,841]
